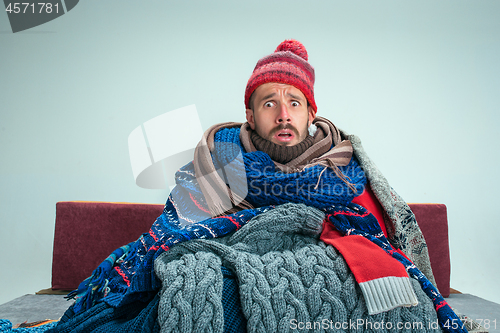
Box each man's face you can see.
[246,83,315,146]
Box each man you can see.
[244,39,315,149]
[50,40,465,333]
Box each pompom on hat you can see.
[244,39,317,114]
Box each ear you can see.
[246,109,256,130]
[307,106,315,126]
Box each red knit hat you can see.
[245,39,317,114]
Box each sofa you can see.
[51,201,451,297]
[1,201,499,331]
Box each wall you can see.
[1,0,499,306]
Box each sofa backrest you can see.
[51,201,164,291]
[408,203,451,297]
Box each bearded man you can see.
[50,40,466,333]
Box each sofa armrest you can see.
[408,203,451,297]
[51,201,164,291]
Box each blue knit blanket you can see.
[55,125,465,333]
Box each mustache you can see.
[269,123,299,136]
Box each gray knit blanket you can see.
[154,203,441,333]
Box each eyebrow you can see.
[260,93,276,101]
[287,92,305,101]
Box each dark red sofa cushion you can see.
[51,201,164,290]
[408,203,451,297]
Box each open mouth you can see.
[274,129,295,142]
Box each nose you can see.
[277,103,291,124]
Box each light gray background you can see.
[1,0,499,307]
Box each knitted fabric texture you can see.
[46,294,161,333]
[48,273,244,333]
[250,130,315,164]
[58,122,458,332]
[220,267,247,333]
[154,203,441,333]
[321,231,419,314]
[321,203,466,332]
[0,320,58,333]
[244,39,317,113]
[344,131,438,288]
[66,125,362,316]
[195,118,357,218]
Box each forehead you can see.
[253,83,306,101]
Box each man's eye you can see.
[264,102,274,107]
[291,101,300,107]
